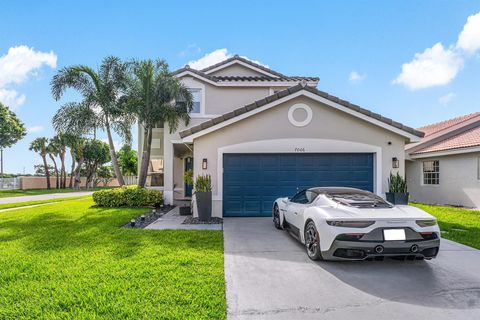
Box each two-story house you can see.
[138,55,423,217]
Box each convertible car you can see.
[273,187,440,261]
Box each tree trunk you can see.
[69,150,75,188]
[138,127,152,187]
[42,154,51,189]
[49,154,59,189]
[59,151,66,189]
[105,121,125,186]
[73,157,83,189]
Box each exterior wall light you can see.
[392,157,399,169]
[202,158,208,170]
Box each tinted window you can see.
[327,192,392,208]
[291,190,316,204]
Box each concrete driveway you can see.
[0,191,93,204]
[224,217,480,320]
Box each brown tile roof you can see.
[179,83,423,139]
[418,112,480,137]
[172,65,319,83]
[412,126,480,154]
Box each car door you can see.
[285,190,309,231]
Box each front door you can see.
[184,157,193,197]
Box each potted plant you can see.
[179,169,193,215]
[386,172,409,205]
[194,174,212,221]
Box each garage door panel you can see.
[223,153,374,217]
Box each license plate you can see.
[383,229,406,241]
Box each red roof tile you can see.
[418,112,480,137]
[413,125,480,154]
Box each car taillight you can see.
[326,220,375,228]
[416,220,437,227]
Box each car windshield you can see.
[326,193,392,208]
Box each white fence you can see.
[0,178,20,190]
[124,176,138,185]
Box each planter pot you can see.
[179,206,191,216]
[196,191,212,221]
[386,192,409,205]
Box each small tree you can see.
[29,137,51,189]
[95,165,114,187]
[47,139,60,189]
[0,103,26,184]
[51,134,68,188]
[117,144,137,176]
[83,139,110,188]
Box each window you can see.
[189,88,202,114]
[478,157,480,180]
[423,160,439,185]
[291,189,317,204]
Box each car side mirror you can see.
[282,198,289,204]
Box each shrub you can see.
[194,174,212,193]
[388,172,408,193]
[92,186,163,207]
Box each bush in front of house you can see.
[93,186,163,207]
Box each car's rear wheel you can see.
[273,205,282,229]
[305,221,323,260]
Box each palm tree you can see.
[51,56,134,186]
[122,59,192,187]
[63,134,80,188]
[29,137,51,189]
[51,134,67,188]
[47,139,60,189]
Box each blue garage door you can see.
[223,153,374,217]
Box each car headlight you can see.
[416,219,437,227]
[326,220,375,228]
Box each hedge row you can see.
[92,186,163,207]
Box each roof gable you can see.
[207,62,267,77]
[179,84,423,142]
[201,55,286,78]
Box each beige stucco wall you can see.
[406,153,480,208]
[20,176,121,190]
[192,95,408,217]
[205,85,271,115]
[208,63,265,77]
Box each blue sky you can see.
[1,0,480,174]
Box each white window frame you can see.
[188,88,203,116]
[422,160,440,185]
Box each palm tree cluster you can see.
[49,56,193,188]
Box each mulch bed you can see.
[182,216,223,225]
[123,205,175,229]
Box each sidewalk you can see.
[0,192,93,204]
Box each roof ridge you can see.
[418,112,480,134]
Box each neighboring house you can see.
[406,113,480,208]
[138,55,423,217]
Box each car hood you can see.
[321,204,435,221]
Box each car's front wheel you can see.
[305,221,323,260]
[273,204,282,229]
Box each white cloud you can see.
[394,11,480,90]
[393,43,463,90]
[27,125,44,133]
[456,12,480,54]
[439,92,456,106]
[187,48,268,70]
[349,71,366,83]
[0,88,26,108]
[0,45,57,108]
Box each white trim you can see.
[181,77,206,116]
[202,59,281,78]
[288,103,313,127]
[175,71,317,87]
[182,89,421,143]
[216,138,383,202]
[409,146,480,159]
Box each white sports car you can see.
[273,187,440,261]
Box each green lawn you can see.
[412,203,480,249]
[0,198,226,319]
[0,187,111,198]
[0,196,92,210]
